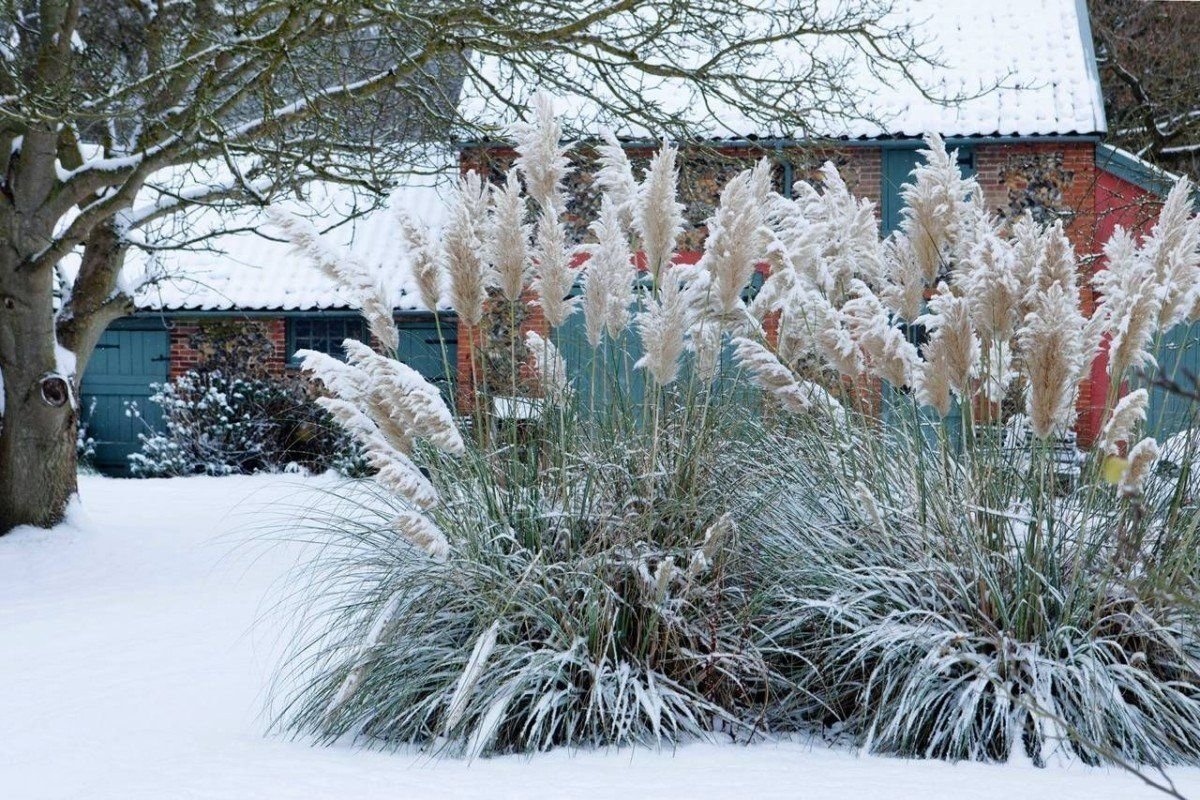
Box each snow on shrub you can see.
[272,92,1200,768]
[128,370,363,477]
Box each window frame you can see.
[285,314,371,366]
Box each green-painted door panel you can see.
[557,308,649,410]
[396,319,457,391]
[81,326,169,474]
[1147,323,1200,438]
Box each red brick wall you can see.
[168,318,287,379]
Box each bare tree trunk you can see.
[0,251,78,533]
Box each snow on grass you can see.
[2,474,1199,800]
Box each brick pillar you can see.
[168,321,201,379]
[457,291,550,413]
[266,318,288,377]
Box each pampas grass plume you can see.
[1099,388,1149,456]
[398,212,444,313]
[490,171,531,303]
[445,171,491,326]
[636,142,686,284]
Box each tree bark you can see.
[0,250,78,534]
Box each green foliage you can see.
[750,403,1200,766]
[277,372,786,755]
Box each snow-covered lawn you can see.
[2,475,1198,800]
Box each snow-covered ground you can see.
[3,475,1198,800]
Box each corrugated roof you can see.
[458,0,1106,140]
[119,165,453,313]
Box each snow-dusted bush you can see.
[129,370,362,477]
[739,140,1200,766]
[280,393,778,754]
[275,93,1200,767]
[275,96,788,754]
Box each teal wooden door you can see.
[1147,323,1200,438]
[396,316,457,392]
[80,322,169,473]
[557,305,648,411]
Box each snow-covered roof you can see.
[458,0,1106,140]
[120,163,454,314]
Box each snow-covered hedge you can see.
[129,370,364,477]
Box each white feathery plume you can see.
[635,263,696,387]
[512,92,570,213]
[732,336,844,417]
[1093,227,1162,381]
[444,171,492,327]
[525,330,572,405]
[1010,212,1042,287]
[841,281,920,388]
[295,340,463,511]
[582,195,635,346]
[805,290,864,379]
[1142,177,1200,330]
[950,191,993,267]
[881,235,926,323]
[636,142,686,284]
[1119,437,1160,498]
[748,264,795,322]
[530,206,581,328]
[312,395,440,509]
[296,349,369,403]
[1017,282,1089,438]
[769,162,883,303]
[914,284,979,416]
[489,171,531,303]
[1099,388,1149,456]
[343,339,465,455]
[392,512,450,560]
[594,129,638,228]
[397,212,444,313]
[270,210,399,353]
[699,160,772,325]
[899,134,979,282]
[1030,220,1078,295]
[957,233,1023,341]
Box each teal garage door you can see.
[80,321,169,473]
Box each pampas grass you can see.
[581,196,635,347]
[444,172,491,327]
[398,211,444,313]
[636,143,685,284]
[273,94,1200,772]
[490,172,531,303]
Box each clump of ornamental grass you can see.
[271,93,790,755]
[271,91,1200,771]
[275,385,780,756]
[739,140,1200,768]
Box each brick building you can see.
[80,0,1187,470]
